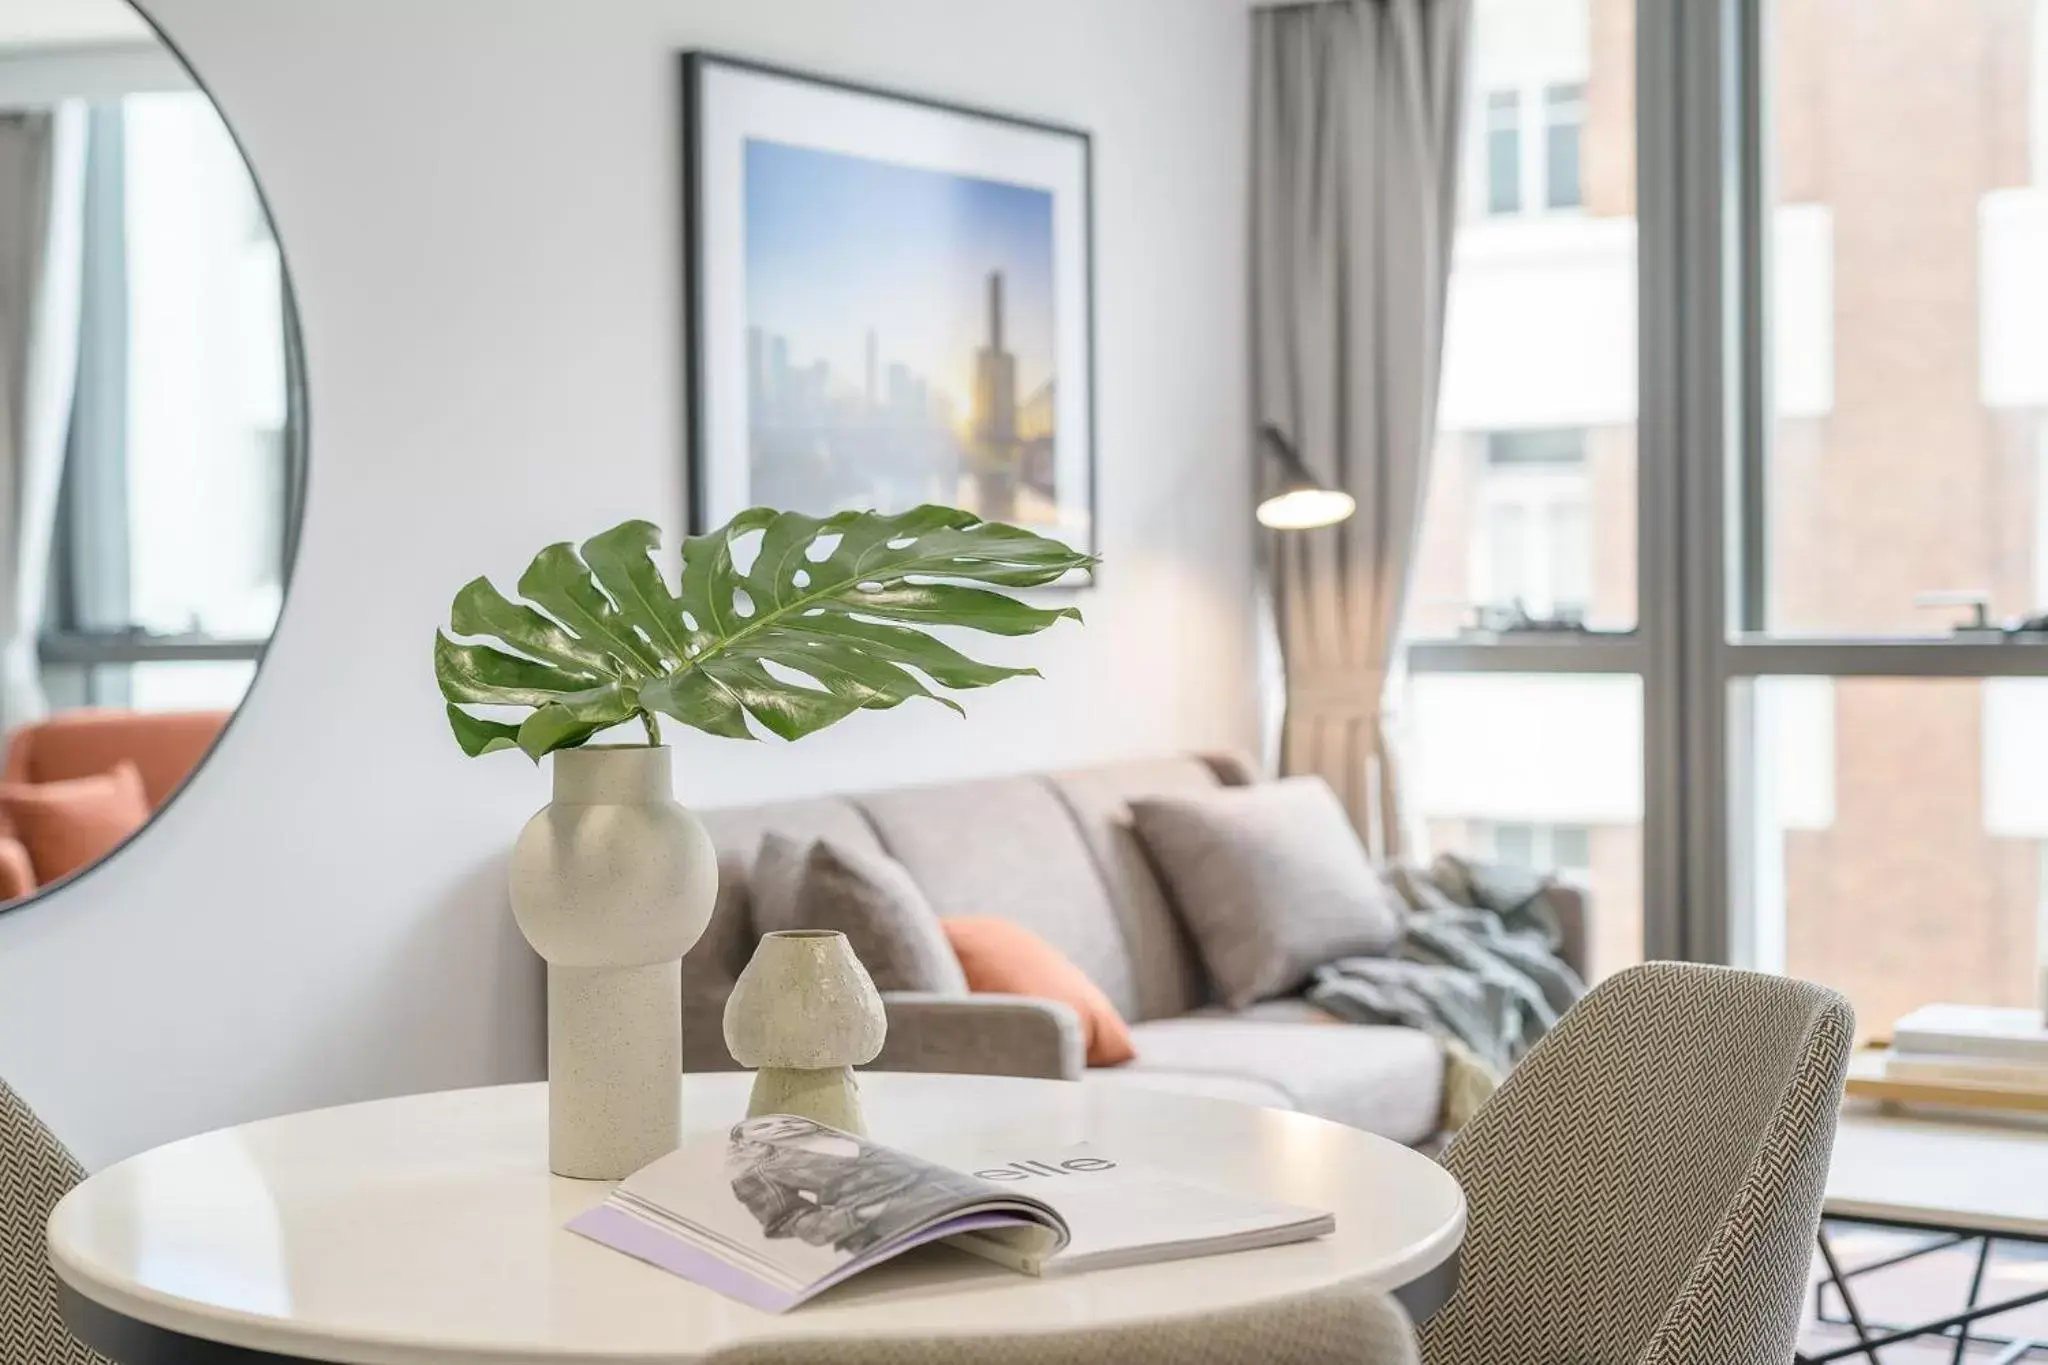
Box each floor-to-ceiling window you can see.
[1408,0,1645,983]
[1722,0,2048,1038]
[1406,0,2048,1033]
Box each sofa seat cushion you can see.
[1120,1016,1444,1144]
[1188,998,1348,1025]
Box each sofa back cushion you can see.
[856,776,1142,1018]
[943,917,1137,1066]
[1046,757,1231,1020]
[750,833,969,994]
[1132,776,1404,1008]
[1,709,228,812]
[0,761,150,885]
[688,797,883,1002]
[686,753,1256,1022]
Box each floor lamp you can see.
[1256,424,1356,531]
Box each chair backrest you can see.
[702,1280,1420,1365]
[1420,961,1853,1365]
[1,1078,105,1365]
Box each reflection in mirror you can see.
[0,0,300,908]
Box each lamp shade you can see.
[1256,425,1356,530]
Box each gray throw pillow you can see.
[1130,777,1403,1008]
[749,833,969,995]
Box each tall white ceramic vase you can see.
[510,745,717,1179]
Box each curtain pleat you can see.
[1252,0,1470,860]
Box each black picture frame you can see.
[679,52,1097,577]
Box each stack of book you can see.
[1854,1004,2048,1114]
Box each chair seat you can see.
[1106,1014,1444,1143]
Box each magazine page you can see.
[567,1115,1065,1312]
[936,1143,1335,1276]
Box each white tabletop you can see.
[50,1072,1466,1365]
[1827,1103,2048,1239]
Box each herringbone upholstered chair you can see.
[702,1280,1420,1365]
[1419,961,1853,1365]
[1,1077,105,1365]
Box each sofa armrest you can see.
[874,992,1085,1081]
[1546,881,1592,981]
[0,835,34,903]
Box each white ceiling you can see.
[0,0,149,50]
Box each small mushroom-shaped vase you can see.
[723,930,887,1133]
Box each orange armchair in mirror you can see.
[0,710,230,903]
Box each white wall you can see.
[0,0,1256,1168]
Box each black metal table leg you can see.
[1953,1237,1994,1365]
[1800,1286,2048,1364]
[1813,1227,1887,1365]
[1800,1217,2048,1364]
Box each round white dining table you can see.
[50,1071,1466,1365]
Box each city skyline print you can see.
[684,54,1095,570]
[743,139,1060,527]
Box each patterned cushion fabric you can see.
[1419,962,1854,1365]
[1121,1017,1442,1143]
[0,761,150,886]
[943,917,1136,1067]
[749,834,968,995]
[1,1078,106,1365]
[1130,777,1402,1007]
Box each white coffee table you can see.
[50,1071,1466,1365]
[1804,1104,2048,1364]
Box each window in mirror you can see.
[0,0,303,908]
[47,90,289,704]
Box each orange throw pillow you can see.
[0,761,150,887]
[941,917,1137,1067]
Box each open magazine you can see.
[567,1114,1334,1313]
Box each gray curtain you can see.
[0,107,86,730]
[1252,0,1470,858]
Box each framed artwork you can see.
[681,53,1096,571]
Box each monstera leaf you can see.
[435,505,1094,759]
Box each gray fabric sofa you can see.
[681,753,1589,1147]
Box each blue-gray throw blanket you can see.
[1307,854,1587,1079]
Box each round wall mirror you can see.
[0,0,302,910]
